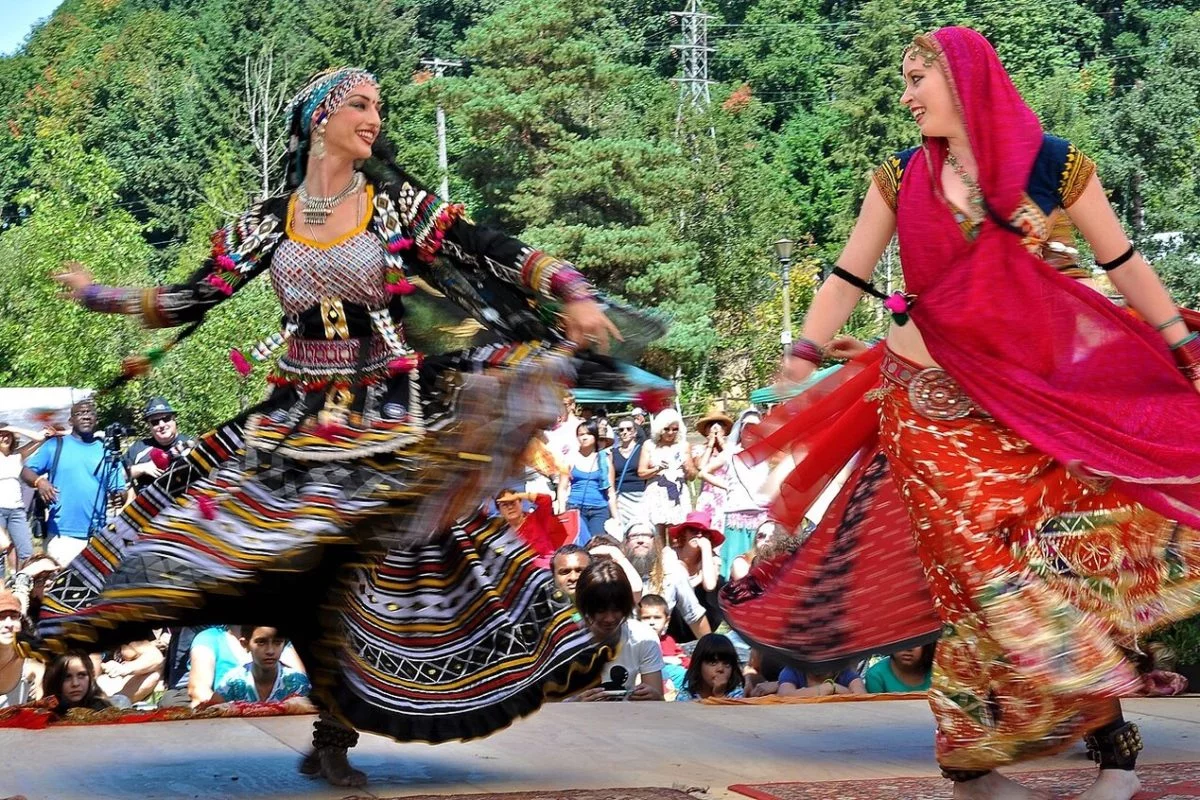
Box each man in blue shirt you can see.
[22,399,128,566]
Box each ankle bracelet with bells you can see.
[298,171,365,226]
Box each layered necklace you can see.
[298,171,365,226]
[945,151,985,222]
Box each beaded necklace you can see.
[945,151,985,222]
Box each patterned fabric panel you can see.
[270,237,389,319]
[145,198,287,328]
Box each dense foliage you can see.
[2,0,1200,430]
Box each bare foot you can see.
[1075,769,1140,800]
[316,747,368,788]
[952,771,1051,800]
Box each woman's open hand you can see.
[53,262,94,302]
[563,299,623,353]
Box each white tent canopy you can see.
[0,387,95,431]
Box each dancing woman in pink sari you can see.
[724,27,1200,800]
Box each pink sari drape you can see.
[899,27,1200,527]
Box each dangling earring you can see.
[313,119,328,160]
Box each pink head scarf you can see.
[897,26,1200,525]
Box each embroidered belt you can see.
[880,349,988,421]
[282,336,392,370]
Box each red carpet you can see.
[729,762,1200,799]
[355,790,697,800]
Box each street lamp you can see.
[774,238,794,352]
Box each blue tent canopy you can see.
[573,364,673,406]
[749,364,842,406]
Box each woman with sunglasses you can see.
[638,409,697,536]
[611,417,648,530]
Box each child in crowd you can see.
[777,663,866,697]
[42,650,113,716]
[213,626,311,703]
[675,633,744,701]
[637,594,688,700]
[863,644,935,693]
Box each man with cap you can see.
[124,398,194,490]
[630,407,650,442]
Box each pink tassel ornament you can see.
[150,448,170,470]
[197,495,217,520]
[386,278,416,295]
[207,274,233,296]
[229,348,253,377]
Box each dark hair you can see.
[552,544,589,569]
[682,633,743,698]
[915,642,936,672]
[584,534,622,553]
[43,650,103,711]
[238,625,283,642]
[637,594,669,613]
[576,419,600,439]
[574,560,635,620]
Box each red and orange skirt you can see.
[723,346,1200,770]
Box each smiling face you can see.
[148,414,177,446]
[0,610,20,647]
[899,42,963,141]
[320,82,382,161]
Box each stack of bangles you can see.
[790,338,824,365]
[1172,328,1200,381]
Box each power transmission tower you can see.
[419,57,463,199]
[669,0,714,141]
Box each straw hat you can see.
[695,408,733,437]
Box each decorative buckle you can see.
[908,368,977,421]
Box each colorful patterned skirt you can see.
[32,344,609,743]
[723,346,1200,771]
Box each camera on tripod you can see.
[103,421,133,452]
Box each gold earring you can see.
[313,119,328,160]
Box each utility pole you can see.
[670,0,715,142]
[419,57,463,199]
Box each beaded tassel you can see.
[250,323,298,362]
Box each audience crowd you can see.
[0,392,933,717]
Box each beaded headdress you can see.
[903,33,942,68]
[283,67,379,183]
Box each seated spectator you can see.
[214,626,311,703]
[185,625,305,707]
[667,511,724,629]
[863,644,935,693]
[551,545,590,601]
[95,639,164,705]
[776,664,866,697]
[583,534,644,601]
[637,594,687,700]
[730,520,787,581]
[495,488,570,568]
[0,589,42,708]
[43,651,113,715]
[569,560,663,702]
[623,522,711,641]
[675,633,744,701]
